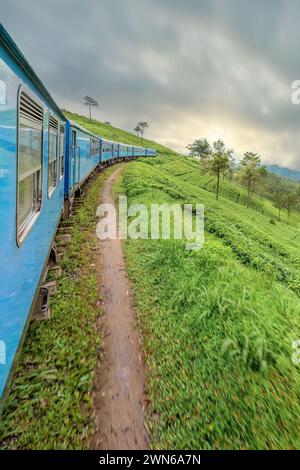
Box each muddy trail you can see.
[91,165,150,450]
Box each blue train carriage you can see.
[111,141,119,160]
[146,148,157,157]
[0,25,67,404]
[127,145,133,158]
[64,119,100,216]
[133,146,140,158]
[101,138,113,165]
[118,143,127,159]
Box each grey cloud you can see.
[1,0,300,168]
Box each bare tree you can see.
[83,95,99,121]
[135,121,149,143]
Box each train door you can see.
[71,130,76,189]
[71,130,80,189]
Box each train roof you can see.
[0,23,65,122]
[105,140,120,146]
[68,119,100,139]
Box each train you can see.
[0,24,157,405]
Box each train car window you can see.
[17,90,43,243]
[60,125,65,178]
[48,115,58,195]
[90,137,100,157]
[0,80,6,105]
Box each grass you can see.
[121,156,300,295]
[64,110,175,156]
[2,110,300,449]
[0,166,116,449]
[115,153,300,449]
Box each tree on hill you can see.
[295,185,300,211]
[83,95,99,121]
[187,138,211,160]
[134,121,149,143]
[254,165,268,199]
[203,139,233,201]
[239,152,262,208]
[285,189,298,217]
[274,187,285,220]
[272,180,298,220]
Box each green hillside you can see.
[65,112,300,448]
[3,111,299,449]
[64,111,175,155]
[118,154,300,449]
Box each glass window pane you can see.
[18,174,34,228]
[48,161,57,190]
[19,124,42,178]
[60,132,64,176]
[49,130,57,163]
[60,134,64,156]
[32,171,40,211]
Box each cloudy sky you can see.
[1,0,300,168]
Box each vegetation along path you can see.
[91,165,149,450]
[2,111,300,449]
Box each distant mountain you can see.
[267,164,300,181]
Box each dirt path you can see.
[91,165,150,450]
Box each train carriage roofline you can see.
[0,23,157,408]
[0,23,65,122]
[67,119,100,140]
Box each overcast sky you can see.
[1,0,300,168]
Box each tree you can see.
[204,139,233,200]
[295,184,300,213]
[255,165,268,199]
[274,187,285,220]
[282,185,298,217]
[239,152,261,207]
[187,138,211,160]
[83,95,99,121]
[135,121,149,143]
[134,125,141,136]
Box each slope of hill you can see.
[267,164,300,181]
[63,113,300,447]
[3,111,299,449]
[117,154,300,449]
[64,111,175,155]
